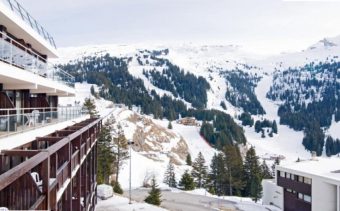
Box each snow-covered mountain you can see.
[56,35,340,178]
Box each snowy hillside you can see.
[110,107,216,189]
[56,35,340,169]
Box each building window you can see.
[298,176,304,182]
[304,177,312,184]
[286,188,292,193]
[304,195,311,203]
[286,173,291,179]
[290,174,295,180]
[280,171,285,177]
[298,193,303,199]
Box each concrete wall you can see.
[262,179,283,209]
[312,179,337,211]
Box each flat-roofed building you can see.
[263,156,340,211]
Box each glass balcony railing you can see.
[0,0,56,48]
[0,106,85,138]
[0,31,75,87]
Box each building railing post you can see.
[7,109,9,134]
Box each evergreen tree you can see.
[186,153,192,166]
[83,97,98,117]
[163,161,177,187]
[113,181,123,194]
[261,129,265,138]
[260,160,272,179]
[145,177,162,206]
[168,121,173,129]
[220,101,227,110]
[208,153,226,195]
[254,121,261,133]
[243,147,262,201]
[97,116,115,184]
[191,152,207,188]
[272,120,278,134]
[302,121,325,156]
[90,85,98,98]
[325,136,334,157]
[268,130,273,137]
[179,170,195,190]
[271,157,280,177]
[224,145,245,196]
[112,123,129,183]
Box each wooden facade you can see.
[0,117,102,210]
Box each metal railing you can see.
[0,106,84,137]
[0,0,56,48]
[0,31,75,87]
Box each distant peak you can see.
[319,38,337,47]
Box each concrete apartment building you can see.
[0,0,106,210]
[263,156,340,211]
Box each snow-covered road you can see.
[123,188,277,211]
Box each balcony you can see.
[0,0,56,48]
[0,106,83,138]
[0,117,102,210]
[0,31,74,88]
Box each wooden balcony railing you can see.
[0,116,104,210]
[71,150,80,171]
[56,162,69,190]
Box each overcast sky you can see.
[18,0,340,54]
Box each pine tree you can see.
[145,177,162,206]
[97,116,115,184]
[90,85,98,98]
[208,153,226,195]
[112,123,129,183]
[186,153,192,166]
[192,152,207,188]
[272,120,278,134]
[224,145,245,196]
[163,161,177,187]
[179,170,195,190]
[113,181,123,194]
[271,157,280,177]
[168,121,173,129]
[260,160,272,179]
[268,130,273,137]
[325,136,334,157]
[261,129,265,138]
[243,147,262,201]
[83,97,98,117]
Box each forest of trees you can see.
[165,148,271,202]
[267,61,340,155]
[60,55,247,150]
[143,61,210,109]
[222,70,265,115]
[197,109,247,148]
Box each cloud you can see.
[17,0,340,54]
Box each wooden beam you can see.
[0,151,48,191]
[29,195,46,210]
[36,137,63,142]
[0,150,40,157]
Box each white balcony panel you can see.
[0,1,58,58]
[0,61,75,96]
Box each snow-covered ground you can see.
[56,35,340,191]
[96,194,167,211]
[327,117,340,140]
[117,111,217,189]
[245,75,310,164]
